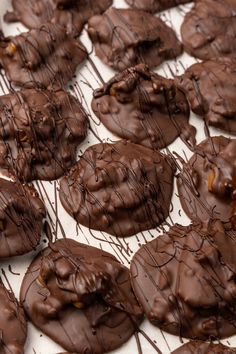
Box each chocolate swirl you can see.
[88,7,183,71]
[20,238,143,353]
[131,220,236,339]
[0,88,88,182]
[125,0,193,13]
[172,341,236,354]
[59,140,175,237]
[92,64,195,149]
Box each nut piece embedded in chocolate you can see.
[172,341,236,354]
[130,220,236,340]
[181,0,236,60]
[0,178,45,258]
[0,88,88,182]
[88,7,183,71]
[92,64,195,149]
[59,141,175,237]
[4,0,112,36]
[177,136,236,225]
[125,0,193,13]
[0,23,87,89]
[20,238,143,353]
[0,282,27,353]
[176,58,236,134]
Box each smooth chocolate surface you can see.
[20,238,143,353]
[0,88,88,182]
[176,58,236,134]
[172,341,236,353]
[92,64,195,149]
[0,178,45,258]
[0,23,87,89]
[59,140,175,237]
[125,0,192,13]
[4,0,112,37]
[0,282,27,354]
[177,136,236,224]
[131,220,236,339]
[181,0,236,60]
[88,7,183,71]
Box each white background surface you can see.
[0,1,235,353]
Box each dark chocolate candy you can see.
[92,64,195,149]
[0,88,88,182]
[59,140,175,237]
[172,341,236,353]
[176,58,236,134]
[4,0,112,37]
[181,0,236,60]
[20,238,143,353]
[88,7,183,71]
[130,220,236,339]
[0,282,27,354]
[125,0,193,13]
[0,23,87,89]
[0,178,45,258]
[177,136,236,224]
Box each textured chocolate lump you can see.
[0,178,45,258]
[172,341,236,353]
[176,58,236,134]
[4,0,112,36]
[92,64,195,149]
[125,0,193,13]
[177,136,236,225]
[88,7,183,71]
[131,220,236,339]
[0,282,27,354]
[0,23,87,88]
[59,140,175,237]
[0,88,88,182]
[20,238,143,353]
[181,0,236,60]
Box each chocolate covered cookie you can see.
[20,238,143,353]
[125,0,192,13]
[0,23,87,88]
[0,282,27,353]
[0,178,45,258]
[0,88,88,182]
[131,220,236,339]
[172,341,236,353]
[92,64,195,149]
[4,0,112,37]
[177,136,236,225]
[181,0,236,60]
[88,7,183,71]
[176,58,236,134]
[59,141,175,237]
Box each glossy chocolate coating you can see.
[59,140,175,237]
[0,23,87,89]
[125,0,193,13]
[176,58,236,134]
[131,220,236,339]
[181,0,236,60]
[92,64,195,149]
[0,283,27,354]
[20,238,143,353]
[172,341,236,353]
[177,136,236,224]
[0,178,45,258]
[4,0,112,37]
[0,88,88,182]
[88,7,183,71]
